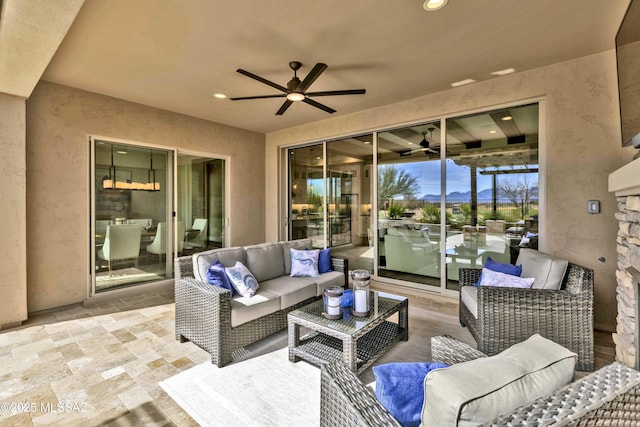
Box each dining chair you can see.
[97,224,142,276]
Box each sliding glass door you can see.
[91,139,173,292]
[177,154,226,251]
[90,139,228,294]
[282,102,540,295]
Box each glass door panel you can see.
[376,123,442,288]
[444,103,539,290]
[325,135,374,271]
[177,154,226,252]
[288,145,325,248]
[92,140,172,292]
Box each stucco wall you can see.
[0,93,27,328]
[266,50,635,332]
[26,81,265,312]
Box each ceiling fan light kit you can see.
[423,0,448,11]
[230,61,366,115]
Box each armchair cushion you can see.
[478,268,535,289]
[516,248,568,290]
[474,256,522,286]
[373,361,449,427]
[422,334,576,426]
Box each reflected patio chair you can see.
[98,224,142,277]
[147,221,185,263]
[184,218,208,250]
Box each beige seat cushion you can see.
[516,248,569,290]
[422,334,576,426]
[229,289,281,327]
[460,286,478,318]
[259,276,316,310]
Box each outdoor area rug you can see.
[159,347,321,427]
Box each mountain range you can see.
[420,187,539,202]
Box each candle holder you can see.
[323,286,344,319]
[351,270,371,317]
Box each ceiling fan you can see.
[400,127,440,156]
[229,61,366,116]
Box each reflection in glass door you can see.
[288,145,325,247]
[376,123,442,288]
[444,103,539,290]
[91,139,173,293]
[177,154,226,251]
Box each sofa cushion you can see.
[422,334,576,426]
[313,271,346,296]
[259,276,317,310]
[282,238,313,275]
[193,247,246,282]
[516,248,568,290]
[373,361,449,427]
[318,248,332,273]
[225,261,259,298]
[245,242,285,282]
[460,286,478,318]
[290,248,320,277]
[205,260,235,296]
[229,289,281,328]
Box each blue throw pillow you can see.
[373,361,449,427]
[206,260,235,297]
[318,248,332,273]
[474,256,522,286]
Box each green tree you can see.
[378,165,421,203]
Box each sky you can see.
[392,160,538,198]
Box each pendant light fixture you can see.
[102,145,160,191]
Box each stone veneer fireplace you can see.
[610,156,640,368]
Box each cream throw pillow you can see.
[422,334,576,426]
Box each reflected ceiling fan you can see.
[229,61,366,115]
[401,127,440,156]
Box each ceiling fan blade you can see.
[305,89,366,97]
[297,63,328,92]
[236,69,288,93]
[303,97,336,114]
[276,100,294,115]
[229,94,285,100]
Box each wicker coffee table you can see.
[287,291,408,375]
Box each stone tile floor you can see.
[0,283,616,426]
[0,287,208,426]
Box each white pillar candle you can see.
[354,290,367,312]
[327,297,341,315]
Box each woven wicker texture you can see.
[288,294,408,374]
[174,253,348,367]
[459,262,595,371]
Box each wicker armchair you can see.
[320,336,640,426]
[459,262,595,371]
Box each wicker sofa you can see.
[320,335,640,426]
[459,250,594,371]
[174,238,348,367]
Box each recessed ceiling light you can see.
[423,0,448,11]
[489,130,497,134]
[451,79,476,87]
[490,68,516,76]
[408,142,415,145]
[213,93,227,99]
[363,141,371,145]
[116,150,128,154]
[501,115,513,121]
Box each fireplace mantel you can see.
[609,156,640,196]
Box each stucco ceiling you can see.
[38,0,631,134]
